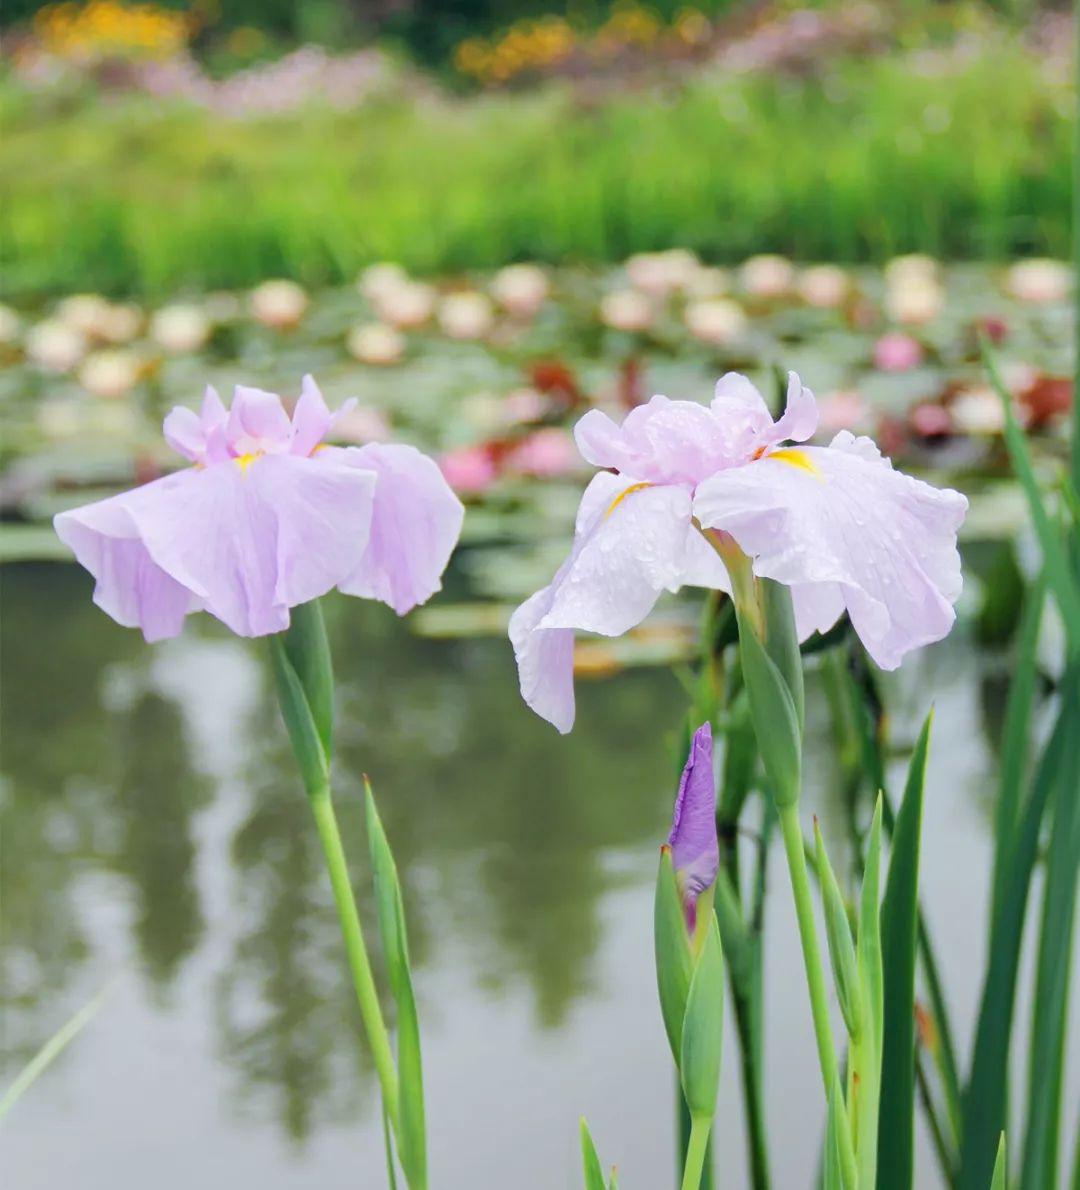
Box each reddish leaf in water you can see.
[1018,374,1071,428]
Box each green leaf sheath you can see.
[681,1114,714,1190]
[761,578,805,734]
[679,920,725,1120]
[281,599,334,757]
[738,621,802,810]
[656,847,696,1060]
[269,633,329,798]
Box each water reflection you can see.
[111,688,209,992]
[1,562,682,1134]
[217,753,373,1143]
[1,557,1049,1189]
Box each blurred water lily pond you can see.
[1,254,1072,657]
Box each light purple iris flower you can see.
[510,372,968,732]
[668,722,720,932]
[54,377,464,640]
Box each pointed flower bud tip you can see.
[668,723,720,930]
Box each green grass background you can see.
[1,40,1071,298]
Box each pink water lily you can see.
[55,376,464,640]
[510,372,967,733]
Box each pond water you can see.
[1,559,1075,1188]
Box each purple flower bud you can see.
[668,723,720,930]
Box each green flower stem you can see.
[778,803,857,1189]
[681,1115,713,1190]
[309,781,400,1129]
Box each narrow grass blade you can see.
[366,780,427,1189]
[991,1133,1007,1190]
[815,821,862,1041]
[1020,688,1080,1190]
[855,800,884,1189]
[989,579,1045,939]
[842,658,962,1141]
[0,983,113,1121]
[395,967,427,1190]
[824,1076,848,1190]
[580,1118,608,1190]
[1071,1102,1080,1190]
[982,340,1080,650]
[958,701,1070,1189]
[876,711,931,1190]
[382,1103,400,1190]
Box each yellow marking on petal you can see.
[767,448,822,478]
[605,481,653,518]
[234,452,261,473]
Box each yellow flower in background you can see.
[35,0,191,61]
[453,4,708,85]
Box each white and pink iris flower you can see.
[55,377,464,640]
[510,372,967,733]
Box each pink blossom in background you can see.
[817,389,869,436]
[501,387,548,426]
[874,332,923,372]
[510,372,967,733]
[910,403,953,438]
[439,444,500,494]
[55,377,463,638]
[505,428,580,478]
[135,47,389,118]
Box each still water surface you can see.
[1,561,1074,1188]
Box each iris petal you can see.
[693,430,967,668]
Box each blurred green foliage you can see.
[1,41,1070,298]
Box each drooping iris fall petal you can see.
[693,431,966,670]
[55,376,463,640]
[333,442,465,615]
[508,471,728,733]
